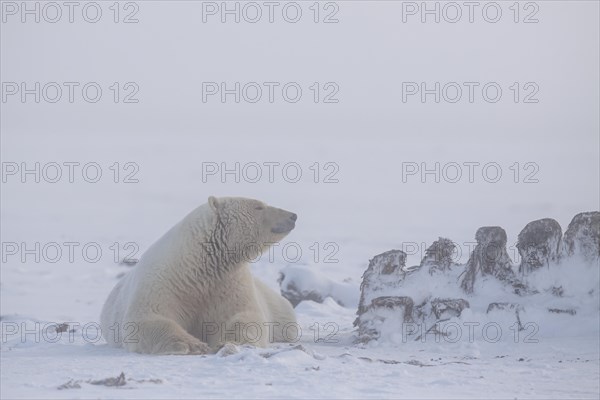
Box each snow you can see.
[279,264,359,307]
[2,0,600,398]
[1,225,599,398]
[2,310,599,399]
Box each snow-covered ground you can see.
[2,313,599,399]
[2,1,599,398]
[1,190,598,398]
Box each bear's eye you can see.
[255,206,264,210]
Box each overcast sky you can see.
[2,1,599,264]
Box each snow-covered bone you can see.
[354,250,413,341]
[278,265,358,308]
[278,274,325,307]
[460,227,527,295]
[353,213,599,344]
[430,298,470,319]
[370,296,414,323]
[355,296,414,342]
[356,250,409,318]
[548,308,577,315]
[562,211,600,265]
[517,218,562,276]
[420,237,460,275]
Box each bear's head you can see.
[208,196,297,263]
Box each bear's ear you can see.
[208,196,220,213]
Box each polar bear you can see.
[100,196,298,355]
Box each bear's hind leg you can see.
[127,317,210,355]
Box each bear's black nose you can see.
[290,213,297,221]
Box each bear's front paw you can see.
[216,343,241,357]
[160,338,210,355]
[187,340,211,355]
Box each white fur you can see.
[100,196,297,355]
